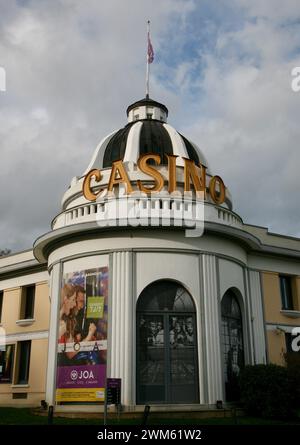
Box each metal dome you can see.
[84,98,211,172]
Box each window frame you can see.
[15,340,31,385]
[20,285,35,320]
[279,275,294,311]
[0,290,3,323]
[0,344,15,384]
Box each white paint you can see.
[110,251,133,405]
[218,259,245,300]
[48,231,247,267]
[202,254,223,403]
[136,251,200,302]
[163,123,188,166]
[123,122,143,163]
[248,254,300,275]
[45,262,61,406]
[248,271,266,364]
[4,330,48,343]
[0,249,35,268]
[63,254,109,274]
[0,271,49,291]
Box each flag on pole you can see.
[147,31,154,64]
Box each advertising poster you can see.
[56,266,108,403]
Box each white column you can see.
[45,262,61,406]
[202,254,223,404]
[249,270,266,364]
[110,251,133,406]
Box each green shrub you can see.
[239,364,296,419]
[284,353,300,406]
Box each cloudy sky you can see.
[0,0,300,252]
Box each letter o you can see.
[209,175,226,205]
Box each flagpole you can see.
[146,20,150,98]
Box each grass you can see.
[0,408,299,425]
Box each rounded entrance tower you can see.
[34,96,258,411]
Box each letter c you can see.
[83,169,102,201]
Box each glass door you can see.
[169,315,198,403]
[137,315,166,403]
[137,312,199,404]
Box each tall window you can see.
[0,345,15,383]
[16,341,31,384]
[136,280,199,404]
[279,275,294,310]
[221,290,244,402]
[0,291,3,323]
[20,286,35,319]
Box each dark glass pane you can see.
[170,316,195,384]
[286,333,293,353]
[0,345,15,383]
[136,281,199,404]
[221,291,244,402]
[0,291,3,323]
[280,276,293,310]
[137,281,195,313]
[221,291,242,319]
[17,341,31,384]
[24,286,35,319]
[137,315,165,403]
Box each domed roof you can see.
[84,97,210,172]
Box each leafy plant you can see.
[239,364,296,419]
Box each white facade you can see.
[32,96,300,411]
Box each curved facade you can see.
[1,97,300,410]
[33,97,262,409]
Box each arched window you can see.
[136,280,199,404]
[221,290,245,401]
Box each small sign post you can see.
[104,378,121,425]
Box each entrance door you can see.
[136,281,199,404]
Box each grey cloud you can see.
[0,0,300,252]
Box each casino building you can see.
[1,96,300,411]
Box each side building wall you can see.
[261,271,300,366]
[0,267,49,406]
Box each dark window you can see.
[280,276,294,310]
[221,290,244,402]
[12,393,27,399]
[0,344,15,383]
[136,280,199,405]
[0,291,3,323]
[20,286,35,319]
[16,341,31,384]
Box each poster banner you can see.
[56,266,108,403]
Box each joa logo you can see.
[70,369,95,380]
